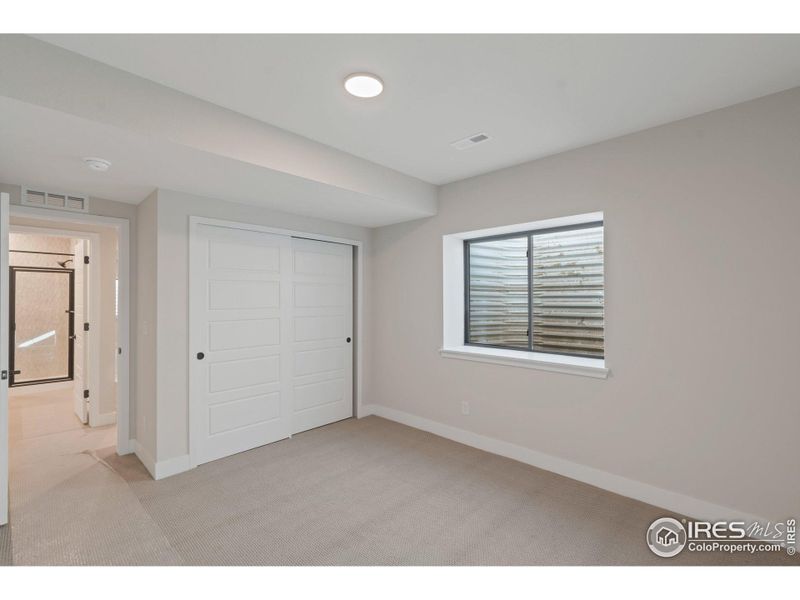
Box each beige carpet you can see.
[1,389,797,566]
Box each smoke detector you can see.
[450,133,490,150]
[83,157,111,172]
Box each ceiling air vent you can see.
[22,187,88,213]
[451,133,490,151]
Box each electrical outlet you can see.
[461,400,470,416]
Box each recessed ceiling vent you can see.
[451,133,490,151]
[22,187,88,213]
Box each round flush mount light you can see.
[344,73,383,98]
[84,157,112,172]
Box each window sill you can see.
[439,346,609,379]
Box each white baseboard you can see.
[133,440,156,478]
[117,439,134,456]
[356,402,374,418]
[154,454,193,480]
[132,440,193,480]
[92,411,117,427]
[364,404,767,526]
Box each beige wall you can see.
[148,189,371,463]
[135,191,158,460]
[368,87,800,522]
[2,182,136,434]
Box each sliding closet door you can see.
[190,222,355,466]
[190,224,293,466]
[291,238,353,434]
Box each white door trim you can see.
[1,193,9,526]
[188,216,365,467]
[9,204,132,455]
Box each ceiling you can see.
[0,35,436,227]
[36,34,800,184]
[0,96,427,227]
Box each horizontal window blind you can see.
[532,226,604,357]
[465,222,604,359]
[467,236,529,349]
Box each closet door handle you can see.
[346,337,351,343]
[197,352,205,360]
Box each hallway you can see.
[1,389,178,565]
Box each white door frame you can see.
[10,225,101,425]
[188,216,365,468]
[8,205,132,455]
[1,193,9,526]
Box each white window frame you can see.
[441,211,608,379]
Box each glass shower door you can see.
[9,267,74,386]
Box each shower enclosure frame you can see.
[8,265,75,387]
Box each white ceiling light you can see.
[344,73,383,98]
[83,157,111,171]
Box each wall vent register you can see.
[22,188,89,213]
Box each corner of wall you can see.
[134,190,159,465]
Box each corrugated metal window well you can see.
[465,222,604,359]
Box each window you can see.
[464,222,604,359]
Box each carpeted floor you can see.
[1,389,796,566]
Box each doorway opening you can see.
[9,227,104,428]
[1,196,132,528]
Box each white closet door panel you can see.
[206,381,280,407]
[208,318,280,351]
[208,280,280,310]
[293,249,346,276]
[294,315,345,342]
[190,224,292,466]
[293,282,346,308]
[291,238,353,434]
[208,392,281,435]
[208,355,280,393]
[295,379,346,411]
[209,241,281,272]
[294,346,344,377]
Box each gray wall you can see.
[368,88,800,521]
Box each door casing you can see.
[1,192,9,526]
[8,205,132,455]
[9,226,101,425]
